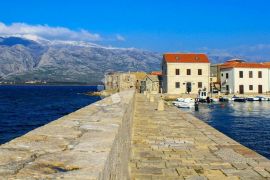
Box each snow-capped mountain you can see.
[0,36,162,84]
[0,35,267,84]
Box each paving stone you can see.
[129,94,270,180]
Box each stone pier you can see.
[129,94,270,179]
[0,90,269,179]
[0,90,135,179]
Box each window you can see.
[249,85,253,90]
[198,69,202,75]
[221,73,223,77]
[258,71,262,78]
[175,69,180,75]
[239,71,243,78]
[226,85,229,91]
[226,73,229,79]
[249,71,253,78]
[187,69,191,75]
[175,82,180,88]
[198,82,202,88]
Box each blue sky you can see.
[1,0,270,54]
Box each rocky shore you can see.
[85,89,117,98]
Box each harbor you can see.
[0,90,270,179]
[130,93,270,179]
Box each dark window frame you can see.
[175,82,180,88]
[249,71,253,78]
[258,71,262,78]
[249,85,253,90]
[239,71,243,78]
[198,69,202,75]
[187,69,191,75]
[198,82,202,88]
[175,69,180,75]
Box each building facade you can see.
[140,74,160,94]
[105,72,136,91]
[220,59,270,94]
[162,53,210,94]
[105,72,147,92]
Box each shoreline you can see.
[0,90,269,179]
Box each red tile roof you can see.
[163,53,209,63]
[150,71,162,76]
[220,60,270,69]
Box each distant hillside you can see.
[0,36,267,84]
[0,36,162,84]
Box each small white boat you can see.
[176,98,185,102]
[211,98,219,102]
[176,102,194,108]
[233,97,246,102]
[173,98,195,108]
[246,97,260,101]
[198,91,208,100]
[255,96,268,101]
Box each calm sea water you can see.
[0,85,101,144]
[184,101,270,159]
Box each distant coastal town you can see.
[105,53,270,99]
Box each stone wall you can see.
[0,89,135,179]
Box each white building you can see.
[162,53,210,94]
[220,59,270,94]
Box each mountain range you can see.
[0,36,164,84]
[0,35,262,84]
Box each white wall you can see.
[162,62,210,94]
[220,68,235,93]
[221,68,269,94]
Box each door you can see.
[186,82,192,93]
[258,85,263,94]
[239,85,244,94]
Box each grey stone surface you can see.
[129,94,270,180]
[0,89,135,179]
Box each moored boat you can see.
[173,98,195,108]
[255,96,268,101]
[246,97,260,101]
[219,97,229,102]
[234,97,246,102]
[230,95,246,102]
[176,102,195,108]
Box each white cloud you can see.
[0,22,102,41]
[115,34,126,41]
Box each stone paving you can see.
[129,93,270,180]
[0,90,135,179]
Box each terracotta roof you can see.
[131,72,147,80]
[150,71,162,76]
[145,75,159,82]
[163,53,209,63]
[220,60,270,69]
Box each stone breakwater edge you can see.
[0,90,269,179]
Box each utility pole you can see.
[210,74,213,98]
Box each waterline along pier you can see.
[0,90,269,179]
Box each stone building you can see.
[105,72,136,91]
[132,72,147,92]
[210,64,222,91]
[220,59,270,94]
[140,74,160,94]
[162,53,210,94]
[105,72,147,92]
